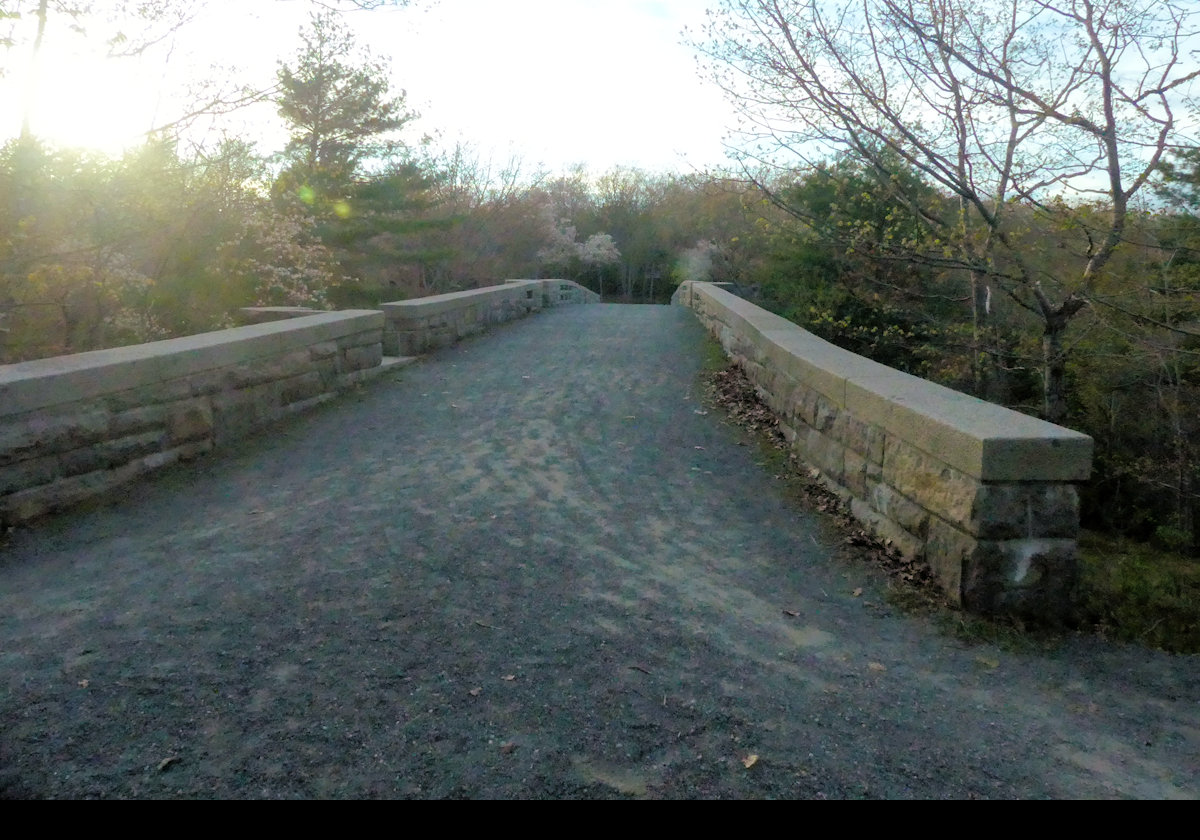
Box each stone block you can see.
[336,330,379,351]
[881,436,980,529]
[279,372,325,406]
[842,448,883,498]
[109,403,168,437]
[813,396,839,434]
[211,385,276,444]
[828,412,883,464]
[309,340,339,360]
[226,349,311,389]
[849,497,924,559]
[0,410,110,466]
[138,440,212,471]
[924,518,972,605]
[867,482,931,541]
[187,370,227,398]
[106,378,194,411]
[794,386,822,428]
[58,431,163,477]
[0,455,59,495]
[969,483,1080,541]
[167,400,214,445]
[960,538,1078,619]
[795,425,845,484]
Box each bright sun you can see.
[6,30,166,155]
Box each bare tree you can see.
[698,0,1200,422]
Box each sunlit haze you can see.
[1,0,736,174]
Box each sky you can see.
[1,0,740,175]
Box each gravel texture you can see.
[1,304,1196,799]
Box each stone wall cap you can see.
[381,283,536,318]
[690,282,1092,482]
[0,310,383,417]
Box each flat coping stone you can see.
[381,282,540,319]
[0,310,384,416]
[689,282,1093,482]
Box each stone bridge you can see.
[2,278,1089,619]
[1,282,1195,800]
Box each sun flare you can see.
[7,31,165,155]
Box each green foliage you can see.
[275,11,413,203]
[1077,531,1200,653]
[0,134,342,360]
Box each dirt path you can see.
[1,304,1196,799]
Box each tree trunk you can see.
[20,0,49,143]
[1040,294,1087,425]
[970,270,989,399]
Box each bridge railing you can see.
[380,279,598,356]
[0,311,387,527]
[674,280,1093,619]
[0,280,597,529]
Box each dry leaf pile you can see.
[705,362,940,598]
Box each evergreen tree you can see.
[275,11,413,204]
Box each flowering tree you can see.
[536,213,622,297]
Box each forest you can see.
[4,0,1200,583]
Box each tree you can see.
[699,0,1200,423]
[275,10,414,199]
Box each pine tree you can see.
[275,11,412,202]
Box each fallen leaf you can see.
[502,674,516,681]
[77,679,89,688]
[782,609,800,617]
[852,588,863,597]
[868,662,886,672]
[742,754,759,769]
[694,445,706,450]
[468,687,482,697]
[975,656,1000,670]
[157,756,179,772]
[500,741,518,754]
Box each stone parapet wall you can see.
[673,281,1093,619]
[0,311,386,527]
[381,279,598,356]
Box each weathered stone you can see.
[923,518,972,605]
[226,349,311,389]
[867,482,931,541]
[0,455,58,495]
[970,483,1080,540]
[0,411,110,466]
[59,431,163,477]
[842,448,882,498]
[308,340,339,360]
[211,385,276,444]
[960,538,1078,619]
[109,403,168,437]
[813,394,839,434]
[796,426,845,484]
[881,436,980,529]
[279,372,325,406]
[0,309,394,526]
[342,344,383,373]
[849,497,924,560]
[167,400,214,445]
[106,378,194,411]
